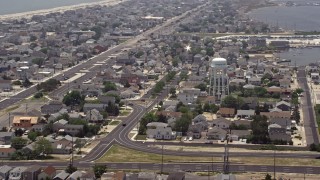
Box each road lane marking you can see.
[283,167,290,173]
[260,166,267,172]
[238,166,245,171]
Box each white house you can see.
[146,122,176,140]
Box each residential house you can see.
[0,146,15,158]
[236,110,255,119]
[248,77,261,86]
[83,103,107,113]
[0,80,12,92]
[0,132,15,144]
[218,108,235,117]
[266,86,291,94]
[156,111,182,127]
[68,171,83,180]
[268,124,291,142]
[275,101,291,111]
[53,121,84,136]
[269,117,291,130]
[52,139,73,154]
[9,166,28,180]
[279,78,291,88]
[85,109,104,123]
[0,165,12,180]
[187,115,208,139]
[120,89,137,99]
[38,166,56,180]
[79,171,96,180]
[32,124,45,133]
[212,118,231,129]
[229,79,246,87]
[230,130,251,141]
[53,171,70,180]
[12,116,39,129]
[97,95,116,104]
[243,97,259,109]
[207,127,227,140]
[260,111,291,119]
[177,88,200,105]
[167,172,185,180]
[41,101,64,114]
[23,165,42,180]
[146,122,176,140]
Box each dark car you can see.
[122,123,127,127]
[205,140,213,144]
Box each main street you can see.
[297,67,320,145]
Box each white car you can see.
[183,137,188,141]
[188,137,193,141]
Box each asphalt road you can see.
[1,2,320,174]
[297,67,320,145]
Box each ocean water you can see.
[248,6,320,31]
[276,47,320,66]
[0,0,104,15]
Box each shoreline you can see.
[0,0,125,21]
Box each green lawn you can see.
[109,121,121,126]
[96,145,320,167]
[135,135,147,140]
[120,109,131,116]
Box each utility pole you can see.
[161,145,164,174]
[273,150,276,180]
[207,165,210,180]
[223,134,229,174]
[25,103,28,114]
[8,112,10,130]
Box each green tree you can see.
[66,164,77,174]
[103,81,117,92]
[180,72,188,81]
[33,92,43,99]
[34,138,53,156]
[250,115,270,144]
[265,173,272,180]
[93,165,107,178]
[170,87,176,97]
[134,51,144,58]
[63,90,84,106]
[254,87,267,97]
[295,88,304,94]
[32,58,45,67]
[195,83,207,91]
[138,113,158,135]
[172,56,180,67]
[23,78,33,87]
[221,95,243,109]
[28,131,38,142]
[174,113,193,133]
[38,79,61,92]
[11,137,28,150]
[12,80,22,85]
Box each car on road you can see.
[205,140,213,144]
[183,137,187,141]
[122,123,127,127]
[188,137,193,141]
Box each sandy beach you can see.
[0,0,126,21]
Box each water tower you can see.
[209,58,229,102]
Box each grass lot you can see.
[120,109,131,116]
[97,145,320,167]
[314,104,320,133]
[109,120,121,126]
[258,97,280,102]
[135,135,147,140]
[5,105,19,112]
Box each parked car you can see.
[188,137,193,141]
[205,140,213,144]
[183,137,188,141]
